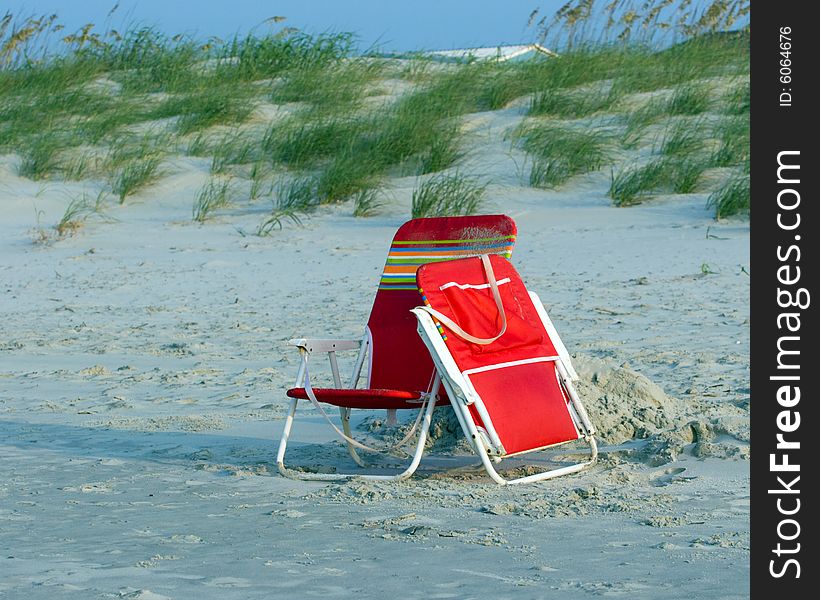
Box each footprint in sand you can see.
[117,589,172,599]
[204,577,253,588]
[649,467,697,487]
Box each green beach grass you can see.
[411,172,486,218]
[2,3,749,230]
[512,121,611,188]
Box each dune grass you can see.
[368,69,477,171]
[264,117,367,168]
[529,85,622,119]
[105,133,168,202]
[77,106,143,145]
[271,59,383,111]
[476,66,528,110]
[220,31,356,84]
[0,19,360,181]
[257,176,317,235]
[669,160,707,194]
[723,81,750,115]
[654,120,711,195]
[186,132,214,157]
[62,152,101,181]
[611,35,748,95]
[31,190,111,243]
[609,156,707,206]
[620,103,666,148]
[17,135,64,179]
[513,121,610,188]
[54,191,109,237]
[465,30,747,110]
[210,129,259,174]
[101,30,354,94]
[411,173,486,219]
[666,83,711,116]
[710,116,750,167]
[153,86,257,134]
[470,32,747,118]
[708,173,750,218]
[110,155,163,203]
[315,153,381,203]
[352,187,383,217]
[2,86,104,138]
[192,177,232,222]
[101,29,204,94]
[468,33,747,115]
[3,9,749,230]
[261,65,482,208]
[248,161,272,201]
[657,119,707,157]
[621,87,713,150]
[609,161,667,206]
[418,122,464,175]
[608,99,744,206]
[54,198,90,238]
[465,50,624,112]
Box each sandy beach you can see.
[0,13,752,595]
[1,106,749,597]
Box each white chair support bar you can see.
[288,338,362,354]
[412,308,597,485]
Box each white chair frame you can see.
[410,290,597,485]
[275,335,440,481]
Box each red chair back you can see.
[416,254,580,454]
[366,215,516,393]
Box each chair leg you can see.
[473,434,598,485]
[442,369,598,485]
[386,409,398,426]
[276,396,301,478]
[276,356,307,476]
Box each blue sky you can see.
[5,1,563,52]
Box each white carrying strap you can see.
[417,254,507,346]
[300,353,433,454]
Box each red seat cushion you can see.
[286,387,443,410]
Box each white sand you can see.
[0,102,749,598]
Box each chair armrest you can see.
[288,338,362,354]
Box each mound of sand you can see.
[572,354,684,445]
[574,354,748,463]
[360,353,747,466]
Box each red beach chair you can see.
[411,253,597,484]
[277,215,517,480]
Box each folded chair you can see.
[412,253,597,485]
[277,215,517,480]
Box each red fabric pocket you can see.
[440,282,544,355]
